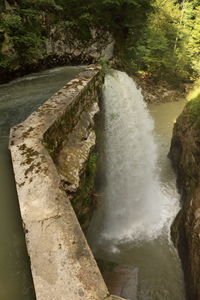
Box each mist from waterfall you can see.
[88,70,180,249]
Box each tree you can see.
[129,0,200,84]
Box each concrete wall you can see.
[9,66,125,300]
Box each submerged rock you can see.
[97,259,138,300]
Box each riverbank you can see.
[134,75,188,104]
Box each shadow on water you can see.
[0,66,84,300]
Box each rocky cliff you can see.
[169,101,200,300]
[0,24,114,83]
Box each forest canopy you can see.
[129,0,200,84]
[0,0,199,85]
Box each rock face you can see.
[45,28,114,64]
[169,104,200,300]
[0,23,114,83]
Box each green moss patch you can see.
[187,89,200,128]
[72,152,98,231]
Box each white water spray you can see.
[88,70,179,248]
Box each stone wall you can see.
[169,104,200,300]
[9,65,125,300]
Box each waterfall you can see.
[88,70,179,250]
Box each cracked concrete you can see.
[9,66,126,300]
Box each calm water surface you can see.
[0,66,83,300]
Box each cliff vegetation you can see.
[1,0,199,86]
[129,0,200,85]
[0,0,151,82]
[187,81,200,128]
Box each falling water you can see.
[88,70,180,248]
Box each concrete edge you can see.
[9,65,126,300]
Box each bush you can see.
[187,81,200,128]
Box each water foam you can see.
[88,70,179,248]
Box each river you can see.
[0,66,83,300]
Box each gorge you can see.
[1,1,200,299]
[0,0,200,300]
[0,65,193,299]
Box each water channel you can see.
[0,66,83,300]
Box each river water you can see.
[87,70,186,299]
[0,66,83,300]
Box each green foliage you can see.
[74,152,98,205]
[0,14,22,31]
[128,0,200,85]
[72,152,98,228]
[87,152,98,178]
[0,0,199,86]
[184,5,200,77]
[0,5,44,67]
[0,0,152,72]
[99,58,112,76]
[19,0,63,12]
[13,33,43,61]
[187,81,200,127]
[0,54,12,68]
[188,96,200,127]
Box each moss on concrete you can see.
[72,151,98,232]
[43,72,103,161]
